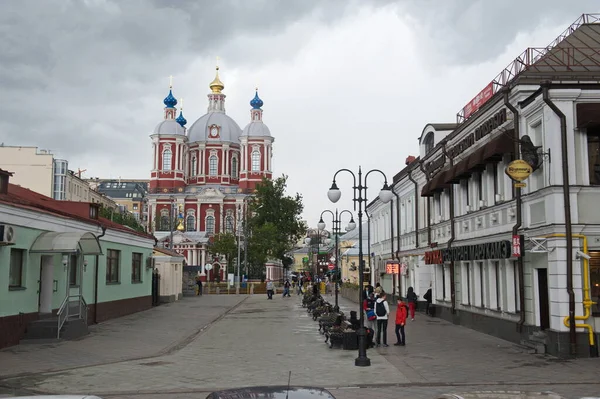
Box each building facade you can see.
[0,146,117,210]
[367,15,600,358]
[89,179,150,228]
[0,169,155,349]
[147,68,274,281]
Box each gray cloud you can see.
[397,0,600,65]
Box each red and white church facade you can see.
[147,67,274,281]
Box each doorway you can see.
[537,268,550,330]
[38,255,54,314]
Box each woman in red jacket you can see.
[394,299,408,346]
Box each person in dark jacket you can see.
[407,286,418,321]
[423,287,433,316]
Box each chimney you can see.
[0,169,13,195]
[405,155,416,165]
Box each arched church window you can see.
[424,132,434,155]
[251,150,260,172]
[205,215,215,235]
[209,155,218,176]
[160,208,169,231]
[231,157,238,179]
[186,215,196,231]
[191,157,197,177]
[226,215,234,233]
[162,149,172,171]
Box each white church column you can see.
[154,143,159,170]
[196,202,201,231]
[201,248,206,275]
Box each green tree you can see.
[153,213,180,233]
[246,175,307,278]
[209,232,238,273]
[100,206,146,233]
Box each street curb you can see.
[0,296,249,384]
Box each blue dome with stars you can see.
[250,91,263,109]
[176,110,187,127]
[163,89,177,108]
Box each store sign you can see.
[386,261,399,274]
[463,82,494,119]
[425,154,446,178]
[505,159,533,182]
[512,235,523,258]
[424,240,512,264]
[447,108,508,160]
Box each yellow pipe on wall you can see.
[540,234,596,346]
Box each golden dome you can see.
[176,219,185,231]
[209,66,225,94]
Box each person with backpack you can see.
[406,286,418,321]
[375,291,390,347]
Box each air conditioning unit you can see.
[0,225,15,245]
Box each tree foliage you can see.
[100,206,146,233]
[246,175,307,277]
[209,232,238,273]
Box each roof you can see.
[153,247,185,258]
[0,181,155,240]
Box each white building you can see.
[367,14,600,358]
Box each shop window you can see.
[587,127,600,185]
[589,252,600,316]
[9,249,25,288]
[477,261,485,307]
[462,262,471,305]
[494,261,502,310]
[513,261,521,313]
[131,253,142,283]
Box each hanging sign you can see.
[505,160,533,182]
[386,261,399,274]
[512,235,523,258]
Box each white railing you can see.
[56,294,88,339]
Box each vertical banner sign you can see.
[512,235,522,258]
[386,261,399,274]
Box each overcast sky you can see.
[0,0,598,227]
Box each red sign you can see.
[512,235,522,258]
[463,82,494,119]
[424,250,443,265]
[385,261,399,274]
[328,263,335,271]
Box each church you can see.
[147,67,274,281]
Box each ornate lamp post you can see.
[318,209,355,312]
[327,166,393,367]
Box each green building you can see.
[0,169,156,349]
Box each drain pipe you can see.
[419,161,432,246]
[542,83,576,356]
[504,90,526,333]
[366,208,374,286]
[442,143,456,314]
[392,189,401,296]
[407,169,419,248]
[94,225,107,324]
[390,199,395,259]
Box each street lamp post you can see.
[318,209,356,312]
[169,195,175,249]
[327,166,393,368]
[236,204,242,290]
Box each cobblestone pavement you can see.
[0,295,246,378]
[1,292,599,399]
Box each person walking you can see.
[407,287,418,321]
[375,292,390,347]
[196,276,202,296]
[394,298,408,346]
[266,279,274,300]
[423,286,433,316]
[283,279,291,297]
[363,292,377,333]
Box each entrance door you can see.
[537,268,550,330]
[38,255,54,314]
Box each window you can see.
[589,252,600,316]
[226,215,234,233]
[131,253,142,283]
[587,127,600,185]
[424,132,434,155]
[206,215,215,235]
[162,149,172,171]
[9,249,25,288]
[513,261,521,312]
[493,163,499,199]
[160,208,170,231]
[106,249,120,283]
[69,255,78,286]
[494,261,501,310]
[477,172,483,203]
[462,262,471,305]
[209,155,218,176]
[478,261,484,307]
[251,150,260,172]
[232,157,238,179]
[191,157,197,177]
[186,215,196,231]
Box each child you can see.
[394,298,408,346]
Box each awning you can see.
[30,231,103,255]
[422,131,515,195]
